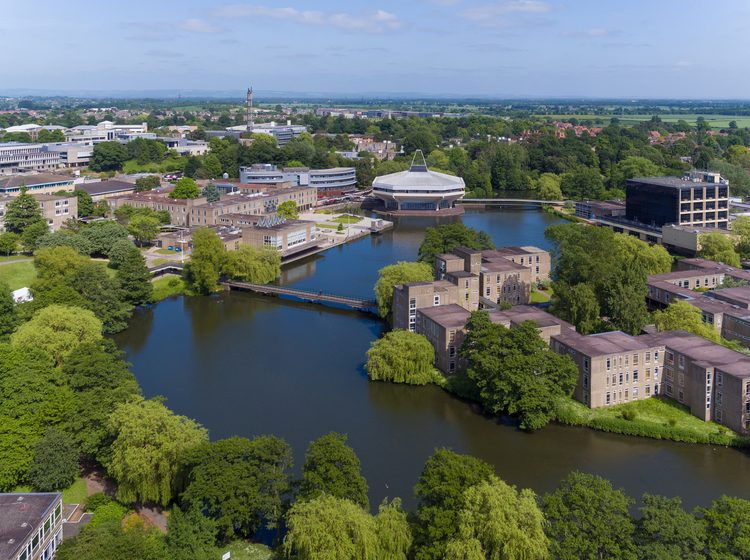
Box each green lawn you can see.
[152,275,187,301]
[62,477,88,504]
[155,248,178,255]
[221,541,277,560]
[13,477,88,504]
[316,223,343,230]
[330,214,361,224]
[530,288,551,303]
[0,261,36,290]
[555,396,748,447]
[0,255,27,263]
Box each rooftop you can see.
[482,246,546,258]
[0,174,74,189]
[0,493,60,559]
[76,179,135,196]
[628,176,729,190]
[417,304,471,329]
[554,330,655,357]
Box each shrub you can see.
[85,492,113,512]
[621,409,637,421]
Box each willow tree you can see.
[283,495,379,560]
[107,397,208,506]
[445,475,548,560]
[366,330,439,385]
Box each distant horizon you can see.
[4,88,750,104]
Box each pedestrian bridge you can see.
[459,198,566,207]
[223,281,378,313]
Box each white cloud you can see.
[180,18,221,33]
[460,1,551,27]
[214,4,402,33]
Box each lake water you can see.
[115,209,750,511]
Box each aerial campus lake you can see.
[114,208,750,511]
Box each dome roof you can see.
[373,151,465,192]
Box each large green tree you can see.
[654,300,722,343]
[412,449,495,560]
[365,330,439,385]
[636,494,706,560]
[276,200,299,219]
[185,228,225,294]
[542,471,637,560]
[11,304,103,366]
[128,214,161,246]
[107,397,208,506]
[169,177,200,199]
[116,248,153,306]
[180,436,293,540]
[222,246,281,284]
[462,313,578,430]
[4,188,44,234]
[79,221,130,257]
[28,428,79,491]
[73,189,95,217]
[299,432,369,510]
[374,261,433,318]
[701,495,750,559]
[56,520,169,560]
[89,141,128,172]
[445,475,548,560]
[165,507,218,560]
[0,281,17,337]
[699,232,741,267]
[63,339,141,461]
[418,223,494,265]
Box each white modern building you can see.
[0,144,62,175]
[240,164,357,198]
[372,151,465,214]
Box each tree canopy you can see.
[374,261,433,318]
[699,232,741,267]
[4,189,44,234]
[462,313,579,430]
[169,177,200,199]
[366,330,439,385]
[28,428,79,491]
[277,200,299,219]
[107,397,208,506]
[418,223,495,265]
[222,245,281,284]
[299,432,369,510]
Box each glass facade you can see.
[626,181,680,226]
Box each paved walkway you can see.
[0,257,32,266]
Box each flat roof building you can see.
[0,492,63,560]
[76,179,136,201]
[0,174,74,195]
[626,171,729,229]
[239,164,357,199]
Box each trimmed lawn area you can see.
[530,288,551,303]
[0,255,28,263]
[155,248,179,255]
[316,223,343,230]
[0,261,36,290]
[330,214,361,224]
[61,477,88,505]
[221,541,277,560]
[12,477,88,504]
[152,274,187,301]
[555,396,749,447]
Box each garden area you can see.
[0,260,36,290]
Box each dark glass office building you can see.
[625,175,729,229]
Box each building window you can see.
[654,350,659,361]
[645,385,651,396]
[678,389,684,402]
[449,362,455,373]
[606,358,611,370]
[678,355,685,369]
[606,392,611,405]
[409,298,416,310]
[666,384,673,396]
[633,354,639,366]
[434,295,440,306]
[717,372,723,386]
[666,351,673,365]
[449,346,456,358]
[619,373,623,385]
[583,358,589,372]
[633,370,639,382]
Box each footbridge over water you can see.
[223,281,379,314]
[459,198,566,208]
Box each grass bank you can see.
[152,274,188,301]
[0,261,36,290]
[554,396,750,447]
[14,476,88,504]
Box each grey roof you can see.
[554,330,655,357]
[373,166,465,192]
[76,180,135,196]
[0,493,60,559]
[645,330,750,379]
[417,304,471,329]
[0,174,74,188]
[628,176,728,189]
[711,287,750,308]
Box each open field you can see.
[536,114,750,129]
[0,261,36,290]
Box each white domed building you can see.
[372,151,465,215]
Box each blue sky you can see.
[3,0,749,98]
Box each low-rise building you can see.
[76,179,136,201]
[0,174,74,196]
[0,492,63,560]
[575,200,626,220]
[241,217,320,257]
[239,164,356,198]
[0,143,62,175]
[0,192,77,232]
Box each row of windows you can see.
[17,501,62,560]
[605,351,658,370]
[605,384,658,405]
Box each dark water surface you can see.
[115,209,750,510]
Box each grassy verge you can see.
[222,541,278,560]
[316,223,344,230]
[13,476,88,504]
[0,255,28,262]
[0,261,36,290]
[530,288,551,303]
[330,214,361,224]
[554,396,750,447]
[152,275,188,301]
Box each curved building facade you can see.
[372,154,464,215]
